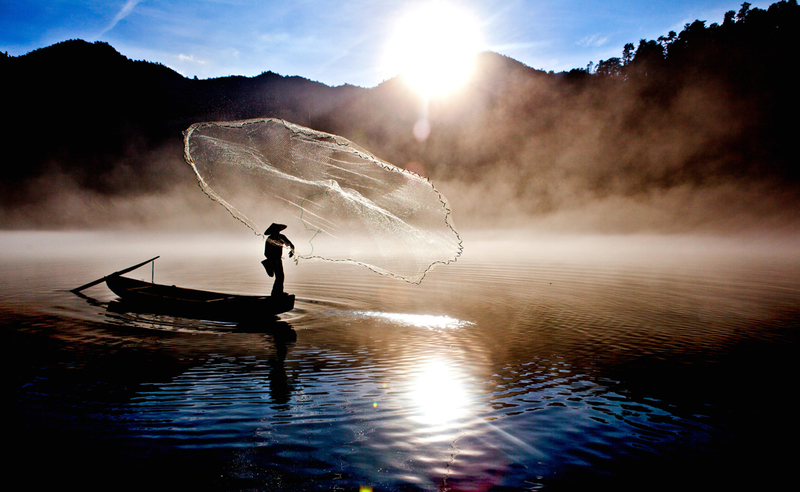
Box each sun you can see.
[384,2,484,97]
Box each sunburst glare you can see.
[383,2,485,97]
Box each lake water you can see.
[4,230,799,491]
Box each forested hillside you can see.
[1,1,797,230]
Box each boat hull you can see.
[106,275,295,321]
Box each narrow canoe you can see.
[106,275,295,321]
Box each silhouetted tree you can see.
[737,2,752,21]
[622,43,635,66]
[596,57,622,77]
[627,39,664,80]
[656,31,677,50]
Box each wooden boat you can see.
[72,256,294,322]
[105,275,295,321]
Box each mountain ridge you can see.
[2,1,798,231]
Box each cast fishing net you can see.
[184,118,462,283]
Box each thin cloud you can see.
[99,0,143,36]
[577,34,609,48]
[178,54,206,64]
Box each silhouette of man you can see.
[262,223,295,296]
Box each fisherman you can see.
[262,223,295,296]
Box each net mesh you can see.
[183,118,462,283]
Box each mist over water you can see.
[4,230,798,490]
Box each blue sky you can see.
[0,0,772,88]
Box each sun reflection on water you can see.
[356,311,472,330]
[409,359,471,427]
[351,312,474,427]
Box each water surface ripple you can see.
[4,231,798,491]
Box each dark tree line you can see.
[574,1,798,185]
[588,2,796,85]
